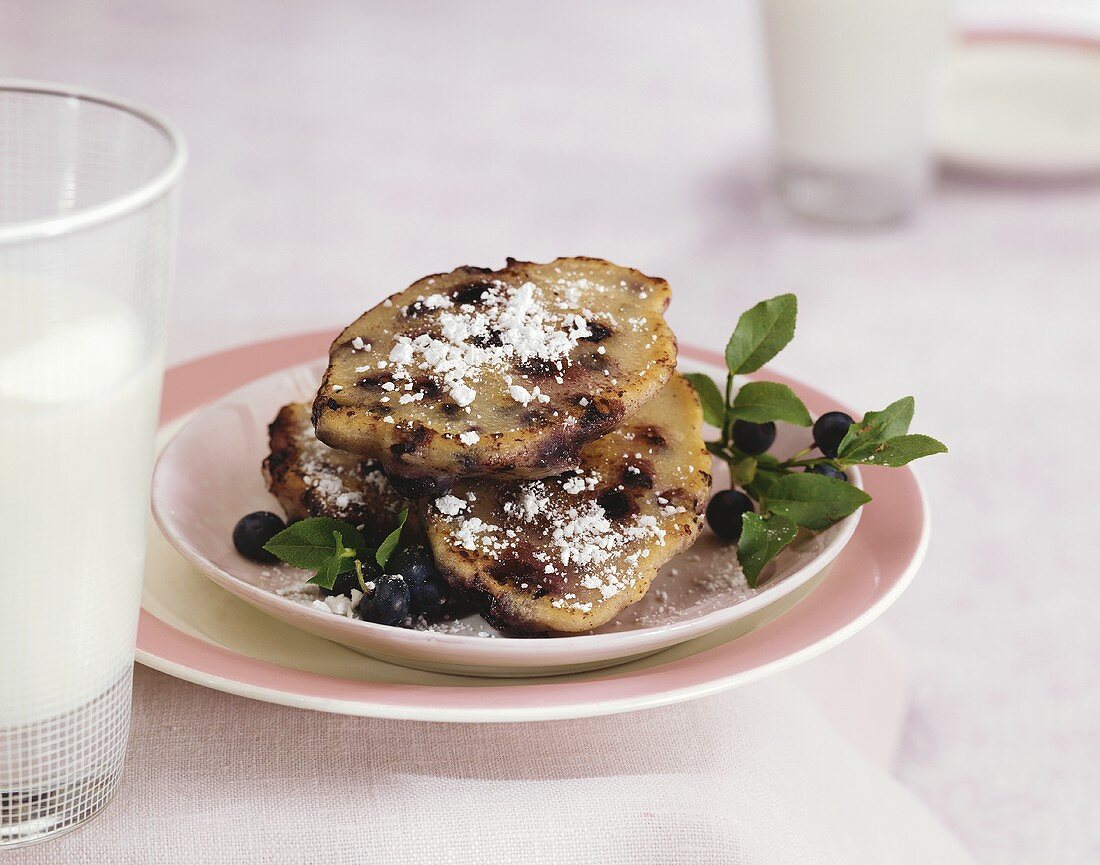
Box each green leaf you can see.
[742,459,785,501]
[306,554,354,590]
[738,512,798,588]
[743,475,773,502]
[374,508,409,568]
[724,294,797,375]
[683,372,727,428]
[263,518,367,570]
[858,434,948,467]
[728,381,812,426]
[836,397,914,461]
[763,473,871,530]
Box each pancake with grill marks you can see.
[263,402,411,545]
[312,257,677,497]
[421,374,710,634]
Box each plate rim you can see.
[137,330,930,722]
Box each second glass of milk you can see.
[0,84,185,848]
[761,0,950,225]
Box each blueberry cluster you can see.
[232,513,462,628]
[355,544,464,627]
[705,411,855,543]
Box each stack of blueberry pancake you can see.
[263,257,712,635]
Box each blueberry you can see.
[805,464,848,482]
[232,511,285,563]
[813,411,855,458]
[732,420,776,455]
[357,575,411,627]
[322,558,382,598]
[386,545,455,621]
[386,545,437,587]
[706,489,755,542]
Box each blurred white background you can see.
[4,2,1099,862]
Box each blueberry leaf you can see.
[738,512,798,588]
[683,372,727,428]
[307,554,354,590]
[374,508,409,569]
[836,397,914,460]
[724,294,797,375]
[263,517,367,570]
[727,381,812,426]
[857,433,948,467]
[743,473,775,502]
[763,473,871,530]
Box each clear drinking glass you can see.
[0,82,185,847]
[761,0,950,225]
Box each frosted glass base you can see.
[0,670,131,848]
[776,160,928,226]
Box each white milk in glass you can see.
[0,278,161,728]
[761,0,949,222]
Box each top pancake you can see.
[312,257,677,496]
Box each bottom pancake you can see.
[263,402,411,545]
[421,374,711,634]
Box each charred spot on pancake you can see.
[471,329,504,349]
[516,356,558,378]
[581,321,614,342]
[620,460,655,489]
[533,434,581,470]
[579,397,625,433]
[521,408,551,428]
[325,398,340,411]
[409,376,442,398]
[596,489,638,520]
[658,487,689,507]
[439,401,462,416]
[479,603,546,637]
[388,471,450,500]
[487,550,561,595]
[389,423,435,459]
[451,281,494,306]
[355,374,387,389]
[633,425,667,448]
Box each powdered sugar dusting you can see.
[380,279,601,412]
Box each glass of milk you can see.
[0,83,185,847]
[761,0,950,225]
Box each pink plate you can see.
[136,332,929,720]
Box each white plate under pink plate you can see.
[151,343,860,676]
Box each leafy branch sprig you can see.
[262,509,409,591]
[685,295,947,588]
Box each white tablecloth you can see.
[10,629,975,865]
[5,0,1099,862]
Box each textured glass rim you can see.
[0,80,188,244]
